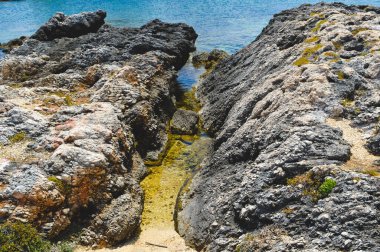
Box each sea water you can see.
[0,0,379,86]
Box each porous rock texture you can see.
[177,3,380,251]
[0,11,196,246]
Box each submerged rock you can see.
[178,3,380,251]
[170,109,199,135]
[192,49,229,71]
[0,11,196,247]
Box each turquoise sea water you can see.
[0,0,379,87]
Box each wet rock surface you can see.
[0,11,196,246]
[178,3,380,251]
[170,109,199,135]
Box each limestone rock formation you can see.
[177,3,380,251]
[0,11,197,247]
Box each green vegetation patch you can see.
[287,171,336,201]
[318,178,337,198]
[362,169,380,176]
[351,27,369,36]
[293,56,310,67]
[337,71,345,80]
[311,19,328,33]
[176,87,202,112]
[341,98,354,107]
[293,44,323,67]
[8,131,27,144]
[0,222,51,252]
[48,176,71,195]
[305,36,320,43]
[310,12,326,19]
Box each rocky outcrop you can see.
[0,11,196,247]
[177,3,380,251]
[30,11,107,41]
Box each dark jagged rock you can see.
[0,36,27,53]
[177,3,380,251]
[0,12,196,247]
[30,10,107,41]
[366,134,380,155]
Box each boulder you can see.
[170,109,199,135]
[30,10,107,41]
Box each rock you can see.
[170,109,199,135]
[0,11,196,246]
[30,10,107,41]
[366,134,380,155]
[177,3,380,252]
[0,36,27,53]
[79,177,143,246]
[192,49,229,70]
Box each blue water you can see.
[1,0,379,87]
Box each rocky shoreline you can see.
[1,3,380,252]
[177,3,380,251]
[0,10,196,247]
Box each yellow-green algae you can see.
[140,86,212,230]
[311,19,328,33]
[176,87,202,112]
[140,133,212,229]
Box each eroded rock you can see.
[0,11,196,247]
[178,3,380,251]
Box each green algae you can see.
[293,57,310,67]
[140,82,212,230]
[337,71,345,80]
[293,44,323,67]
[140,133,212,229]
[305,36,320,43]
[351,27,369,36]
[311,19,328,33]
[176,87,202,112]
[8,131,27,144]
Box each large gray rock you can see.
[170,109,199,135]
[0,11,196,247]
[30,10,107,41]
[177,3,380,251]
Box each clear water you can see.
[0,0,379,87]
